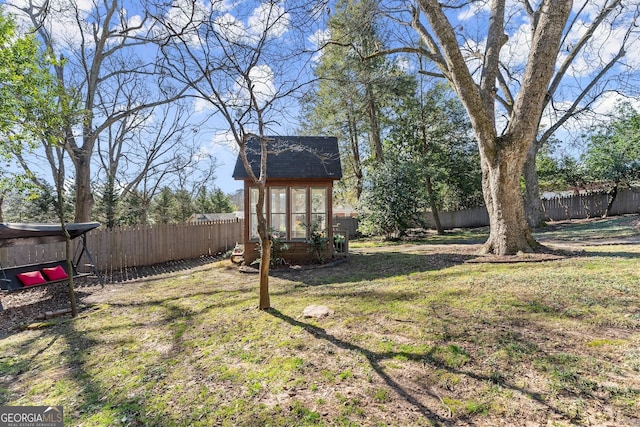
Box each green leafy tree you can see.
[193,187,235,214]
[358,156,428,238]
[2,185,57,222]
[118,190,146,226]
[193,187,214,214]
[583,102,640,216]
[151,187,176,225]
[0,9,57,219]
[173,189,194,223]
[536,146,587,194]
[210,188,235,213]
[300,0,413,203]
[385,82,482,233]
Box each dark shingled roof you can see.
[232,136,342,180]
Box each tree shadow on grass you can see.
[267,308,449,425]
[0,285,227,425]
[268,308,573,426]
[582,249,640,259]
[539,241,640,259]
[98,254,225,283]
[270,251,476,286]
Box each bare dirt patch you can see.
[0,255,222,334]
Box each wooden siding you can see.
[242,240,334,265]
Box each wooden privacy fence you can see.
[0,220,244,272]
[542,188,640,220]
[333,216,360,238]
[422,188,640,229]
[423,206,490,230]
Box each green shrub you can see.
[306,222,330,262]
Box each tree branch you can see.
[416,0,496,150]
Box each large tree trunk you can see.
[413,0,571,255]
[74,153,94,223]
[255,183,271,310]
[603,184,618,218]
[365,83,383,163]
[480,143,539,255]
[523,142,545,228]
[425,174,444,235]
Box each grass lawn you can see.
[1,216,639,426]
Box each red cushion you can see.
[42,265,69,281]
[16,271,48,287]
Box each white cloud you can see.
[591,91,640,116]
[560,20,633,78]
[502,22,532,70]
[8,0,156,54]
[213,2,290,45]
[210,130,239,150]
[193,97,213,113]
[461,38,485,83]
[457,0,491,21]
[539,100,573,130]
[160,0,210,46]
[248,2,289,39]
[193,65,276,115]
[308,28,330,47]
[214,13,249,43]
[395,56,413,72]
[308,28,330,61]
[114,10,149,39]
[231,64,276,107]
[572,0,610,21]
[538,92,640,139]
[7,0,94,49]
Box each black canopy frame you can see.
[0,222,100,247]
[0,222,100,284]
[0,222,101,313]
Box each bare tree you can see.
[379,0,640,255]
[95,97,209,228]
[152,0,324,309]
[10,0,192,222]
[522,0,640,227]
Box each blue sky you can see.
[4,0,640,197]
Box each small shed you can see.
[232,135,342,264]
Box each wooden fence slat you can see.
[421,188,639,230]
[23,220,248,272]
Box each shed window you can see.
[311,188,327,232]
[248,185,330,241]
[270,187,287,238]
[290,187,307,239]
[249,187,264,240]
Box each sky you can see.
[3,0,640,195]
[5,0,320,195]
[200,0,640,194]
[205,134,243,194]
